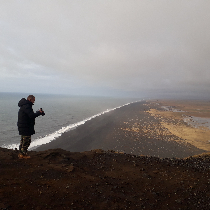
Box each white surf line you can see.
[4,100,142,150]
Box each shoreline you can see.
[35,100,206,158]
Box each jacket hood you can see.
[18,98,33,107]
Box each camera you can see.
[40,108,45,116]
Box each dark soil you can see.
[1,147,210,210]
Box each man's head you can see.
[27,95,35,103]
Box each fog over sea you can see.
[0,92,140,150]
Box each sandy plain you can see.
[147,99,210,152]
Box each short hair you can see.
[27,95,35,100]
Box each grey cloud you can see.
[0,1,210,97]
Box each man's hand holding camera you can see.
[39,108,45,116]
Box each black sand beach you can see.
[36,101,205,158]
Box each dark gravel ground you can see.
[1,148,210,210]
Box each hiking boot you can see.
[18,154,31,159]
[18,154,24,159]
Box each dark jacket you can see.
[17,98,42,136]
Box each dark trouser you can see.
[19,135,31,155]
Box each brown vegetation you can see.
[147,100,210,151]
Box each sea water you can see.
[0,92,140,150]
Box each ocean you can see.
[0,92,140,150]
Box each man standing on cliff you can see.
[17,95,45,159]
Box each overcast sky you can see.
[0,1,210,98]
